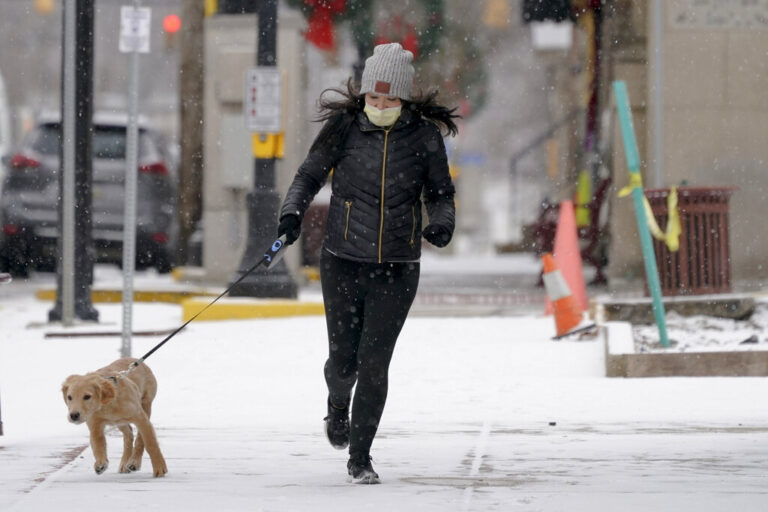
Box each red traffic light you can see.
[163,14,182,34]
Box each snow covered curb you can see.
[601,315,768,378]
[600,294,755,324]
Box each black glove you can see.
[422,224,452,248]
[277,214,302,246]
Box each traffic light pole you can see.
[228,0,297,298]
[50,0,98,323]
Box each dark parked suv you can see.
[0,112,178,276]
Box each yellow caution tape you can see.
[643,186,680,252]
[618,174,680,252]
[617,172,643,198]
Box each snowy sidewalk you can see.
[2,299,768,511]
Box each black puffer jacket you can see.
[280,108,455,263]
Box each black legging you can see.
[320,249,420,457]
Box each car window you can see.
[29,123,150,160]
[30,123,60,155]
[93,126,128,159]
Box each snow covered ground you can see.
[2,270,768,511]
[633,302,768,353]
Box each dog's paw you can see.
[152,462,168,478]
[124,458,141,472]
[118,463,134,474]
[94,461,109,475]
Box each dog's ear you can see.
[99,379,116,404]
[61,375,76,402]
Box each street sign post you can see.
[59,0,77,325]
[119,2,151,357]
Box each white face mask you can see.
[364,104,402,127]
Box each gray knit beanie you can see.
[360,43,415,101]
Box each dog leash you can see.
[117,235,289,378]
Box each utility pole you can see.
[50,0,98,323]
[650,0,664,188]
[177,0,205,265]
[228,0,297,297]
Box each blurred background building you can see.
[0,0,766,289]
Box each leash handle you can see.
[263,236,287,269]
[136,235,289,364]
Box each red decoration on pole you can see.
[374,15,421,59]
[304,0,346,51]
[402,24,420,58]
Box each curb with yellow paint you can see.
[34,288,324,321]
[35,289,217,305]
[181,298,324,321]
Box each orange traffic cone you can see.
[549,200,588,313]
[542,253,585,338]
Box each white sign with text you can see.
[244,68,282,133]
[119,6,152,53]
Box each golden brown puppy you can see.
[61,357,167,477]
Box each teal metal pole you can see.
[613,81,670,348]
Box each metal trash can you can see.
[644,186,737,296]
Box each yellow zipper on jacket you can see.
[378,128,392,263]
[344,201,352,240]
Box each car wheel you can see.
[30,246,57,273]
[135,246,153,271]
[154,251,173,274]
[33,258,56,273]
[0,242,31,277]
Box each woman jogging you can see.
[278,42,459,484]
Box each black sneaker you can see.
[347,454,380,484]
[323,399,349,450]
